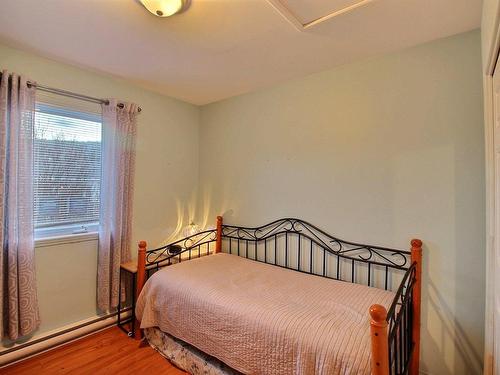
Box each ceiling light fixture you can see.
[139,0,191,17]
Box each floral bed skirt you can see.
[144,327,242,375]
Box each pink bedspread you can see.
[136,253,395,374]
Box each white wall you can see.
[198,30,485,375]
[34,238,99,334]
[0,42,200,346]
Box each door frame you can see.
[484,10,500,375]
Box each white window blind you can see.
[34,103,102,234]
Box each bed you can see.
[134,217,422,375]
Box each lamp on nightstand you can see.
[183,221,200,237]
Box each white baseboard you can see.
[0,311,131,367]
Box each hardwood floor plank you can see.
[1,327,186,374]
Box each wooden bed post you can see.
[370,304,389,375]
[410,239,423,375]
[215,216,223,253]
[134,240,147,340]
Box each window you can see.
[34,103,102,238]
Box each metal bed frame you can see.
[133,216,422,375]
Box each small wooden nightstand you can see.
[118,255,180,337]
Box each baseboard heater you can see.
[0,307,131,367]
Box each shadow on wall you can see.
[158,199,185,245]
[156,196,195,248]
[422,271,483,374]
[198,184,212,230]
[157,188,221,248]
[197,182,236,228]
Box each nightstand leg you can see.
[131,273,136,337]
[117,268,122,326]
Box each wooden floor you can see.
[2,327,186,374]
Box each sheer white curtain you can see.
[97,99,139,312]
[0,70,40,340]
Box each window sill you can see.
[35,231,99,248]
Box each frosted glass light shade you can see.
[139,0,189,17]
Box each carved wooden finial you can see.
[411,239,422,248]
[135,240,148,340]
[216,216,223,253]
[369,304,389,374]
[410,238,423,375]
[369,304,388,324]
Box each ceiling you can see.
[0,0,482,105]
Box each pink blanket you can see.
[136,253,395,374]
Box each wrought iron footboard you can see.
[387,263,417,374]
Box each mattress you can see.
[145,327,242,375]
[136,253,395,375]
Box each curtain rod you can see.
[26,81,142,112]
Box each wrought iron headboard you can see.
[223,218,411,291]
[145,217,410,291]
[144,229,218,277]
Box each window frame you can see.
[33,102,103,241]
